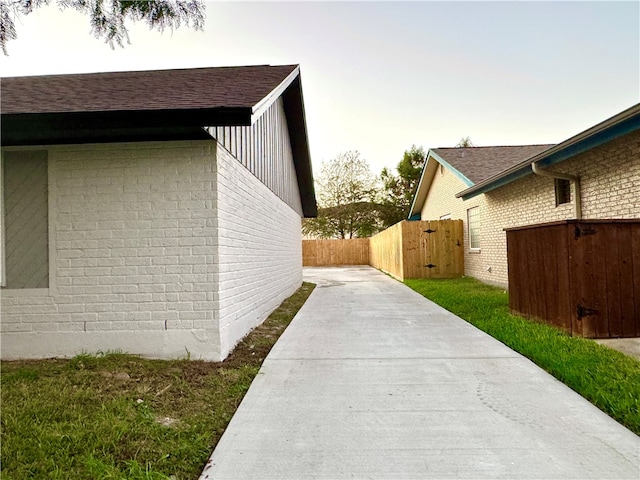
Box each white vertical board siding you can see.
[215,145,303,359]
[0,141,223,360]
[209,98,303,216]
[3,151,49,288]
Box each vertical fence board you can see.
[302,239,370,266]
[507,223,571,334]
[631,224,640,337]
[369,222,404,280]
[616,225,635,337]
[307,220,464,281]
[604,225,622,337]
[507,220,640,339]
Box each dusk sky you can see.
[1,1,638,175]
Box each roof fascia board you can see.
[1,109,252,146]
[408,153,436,218]
[251,66,300,124]
[1,126,215,147]
[430,151,474,187]
[458,104,640,200]
[281,75,317,218]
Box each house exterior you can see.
[0,65,317,361]
[409,103,640,288]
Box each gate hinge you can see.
[424,263,437,269]
[574,224,597,239]
[424,229,437,234]
[577,304,598,320]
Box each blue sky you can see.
[1,1,638,175]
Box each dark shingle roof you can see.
[1,64,317,217]
[1,65,298,114]
[433,145,555,184]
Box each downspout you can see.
[531,162,582,219]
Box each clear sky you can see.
[1,1,638,175]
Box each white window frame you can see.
[440,213,452,220]
[467,206,480,251]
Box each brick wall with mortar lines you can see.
[420,164,485,283]
[1,141,224,360]
[418,131,639,288]
[483,130,640,288]
[215,145,303,359]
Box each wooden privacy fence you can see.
[506,220,640,338]
[303,220,464,281]
[302,238,369,266]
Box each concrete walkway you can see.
[201,266,640,479]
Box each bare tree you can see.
[303,151,381,239]
[455,136,476,148]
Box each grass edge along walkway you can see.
[405,277,640,436]
[0,282,316,480]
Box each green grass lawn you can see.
[1,282,315,480]
[405,276,640,435]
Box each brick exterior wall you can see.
[1,140,304,360]
[215,145,302,359]
[419,131,640,288]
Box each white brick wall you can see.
[1,139,304,361]
[1,141,221,359]
[419,131,640,288]
[215,145,302,359]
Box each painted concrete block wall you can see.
[1,141,223,360]
[420,165,485,283]
[215,145,303,359]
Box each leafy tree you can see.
[378,145,426,227]
[1,0,205,55]
[303,151,381,239]
[455,136,476,147]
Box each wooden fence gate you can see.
[506,220,640,338]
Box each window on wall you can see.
[2,151,49,289]
[467,206,480,250]
[440,213,452,220]
[555,178,571,206]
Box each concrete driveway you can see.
[201,266,640,479]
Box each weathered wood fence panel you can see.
[302,238,370,266]
[506,219,640,338]
[304,220,464,281]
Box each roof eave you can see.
[280,73,317,218]
[457,103,640,200]
[408,150,473,218]
[0,108,252,146]
[251,66,300,124]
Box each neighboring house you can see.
[409,103,640,288]
[0,65,317,361]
